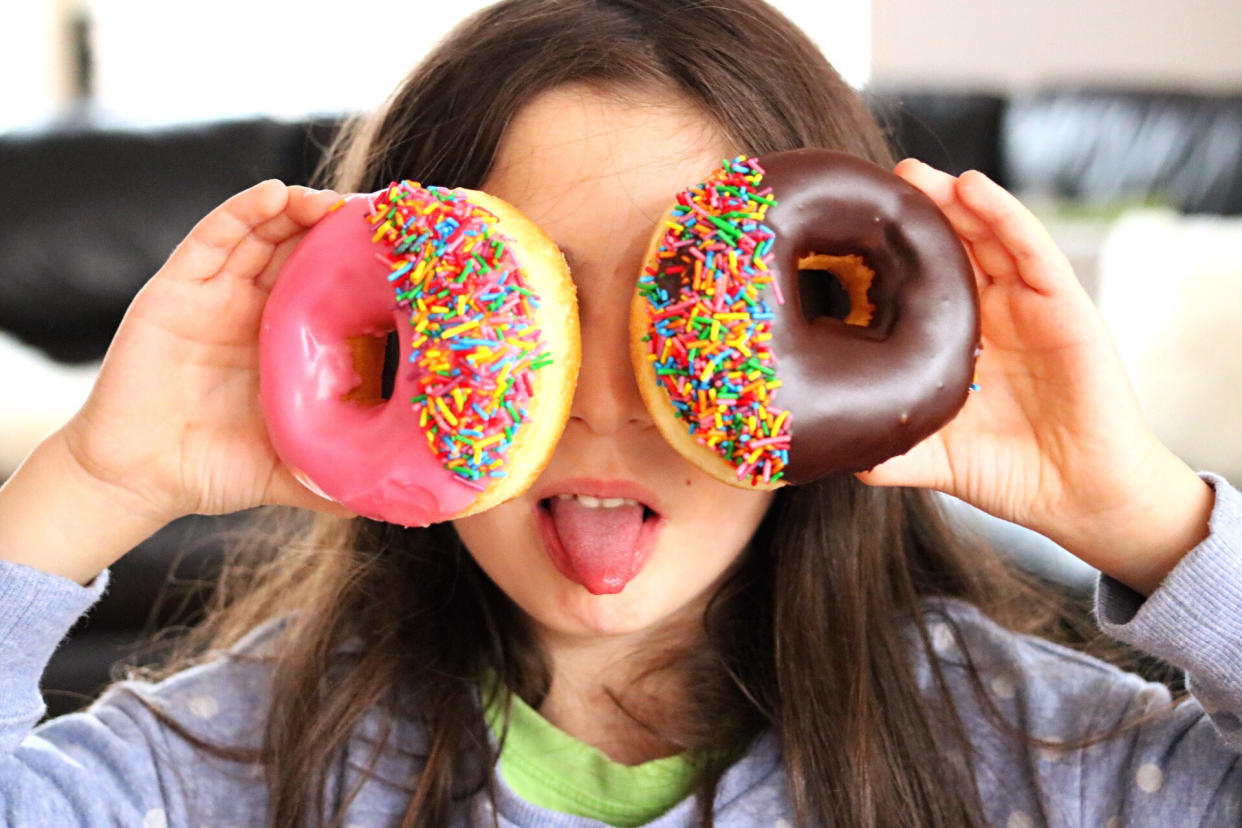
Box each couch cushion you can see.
[1096,209,1242,485]
[867,90,1007,183]
[0,118,336,362]
[1004,90,1242,215]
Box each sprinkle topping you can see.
[637,156,789,486]
[366,182,551,488]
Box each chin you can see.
[529,563,687,639]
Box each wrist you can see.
[0,430,173,585]
[1056,449,1214,596]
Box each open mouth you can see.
[534,491,663,595]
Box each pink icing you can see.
[259,195,479,526]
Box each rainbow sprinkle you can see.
[365,182,551,488]
[637,156,789,486]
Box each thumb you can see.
[265,467,357,518]
[855,436,947,490]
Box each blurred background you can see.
[2,0,1240,714]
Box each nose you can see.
[568,298,652,435]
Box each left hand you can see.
[857,160,1214,595]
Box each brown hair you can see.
[125,1,1149,826]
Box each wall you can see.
[0,1,76,120]
[871,0,1242,91]
[4,0,869,128]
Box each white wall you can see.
[871,0,1242,91]
[3,0,868,128]
[0,1,75,120]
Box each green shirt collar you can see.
[482,680,705,826]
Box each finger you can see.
[265,467,357,517]
[214,188,343,283]
[252,236,295,293]
[898,162,1005,249]
[963,236,1021,283]
[894,159,994,290]
[243,188,341,244]
[895,161,1042,292]
[196,188,341,286]
[161,180,289,283]
[285,186,343,227]
[955,171,1078,295]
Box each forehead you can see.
[482,86,733,245]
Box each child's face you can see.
[452,86,775,642]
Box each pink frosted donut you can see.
[259,182,579,526]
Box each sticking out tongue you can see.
[545,497,647,594]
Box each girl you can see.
[0,0,1238,826]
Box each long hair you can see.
[125,1,1119,825]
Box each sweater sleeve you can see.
[1096,472,1242,740]
[1081,472,1242,824]
[0,558,260,827]
[919,474,1242,827]
[0,559,109,746]
[0,558,173,825]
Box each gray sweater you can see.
[2,475,1240,827]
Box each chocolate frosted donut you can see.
[630,149,980,488]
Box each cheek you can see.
[452,500,539,584]
[452,498,595,612]
[455,497,527,548]
[671,478,774,558]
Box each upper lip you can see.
[533,478,664,515]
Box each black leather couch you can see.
[4,89,1241,718]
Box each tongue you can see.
[546,498,645,594]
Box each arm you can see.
[930,478,1242,826]
[0,559,177,826]
[0,180,347,586]
[873,163,1242,822]
[1096,472,1242,737]
[1080,475,1242,825]
[0,556,286,826]
[0,181,344,823]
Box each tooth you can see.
[576,495,602,508]
[599,497,626,507]
[555,493,574,500]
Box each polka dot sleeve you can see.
[1097,472,1242,748]
[0,554,289,827]
[911,475,1242,828]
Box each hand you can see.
[59,180,352,525]
[858,160,1213,594]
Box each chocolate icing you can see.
[757,149,979,482]
[651,149,980,484]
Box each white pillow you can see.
[0,332,99,476]
[1097,209,1242,486]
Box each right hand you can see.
[59,180,352,525]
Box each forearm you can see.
[1054,446,1215,597]
[0,430,169,586]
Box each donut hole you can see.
[797,268,851,323]
[341,331,401,404]
[796,253,875,327]
[380,331,400,400]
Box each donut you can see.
[260,181,579,525]
[630,150,979,489]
